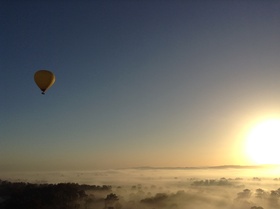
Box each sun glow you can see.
[245,119,280,165]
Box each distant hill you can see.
[132,164,280,170]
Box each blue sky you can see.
[1,0,280,171]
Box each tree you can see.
[250,207,263,209]
[104,193,119,209]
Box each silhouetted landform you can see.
[133,164,280,170]
[139,188,279,209]
[1,176,280,209]
[0,180,112,209]
[191,178,233,186]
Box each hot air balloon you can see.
[34,70,55,94]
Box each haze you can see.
[2,167,280,209]
[2,1,280,172]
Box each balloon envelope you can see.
[34,70,55,94]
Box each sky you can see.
[1,0,280,172]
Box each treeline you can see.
[191,178,233,186]
[0,179,112,209]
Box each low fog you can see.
[1,166,280,209]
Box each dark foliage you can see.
[250,206,264,209]
[191,178,232,186]
[141,193,168,204]
[0,179,111,209]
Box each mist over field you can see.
[1,166,280,209]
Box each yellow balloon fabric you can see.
[34,70,55,94]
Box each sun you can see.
[245,119,280,165]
